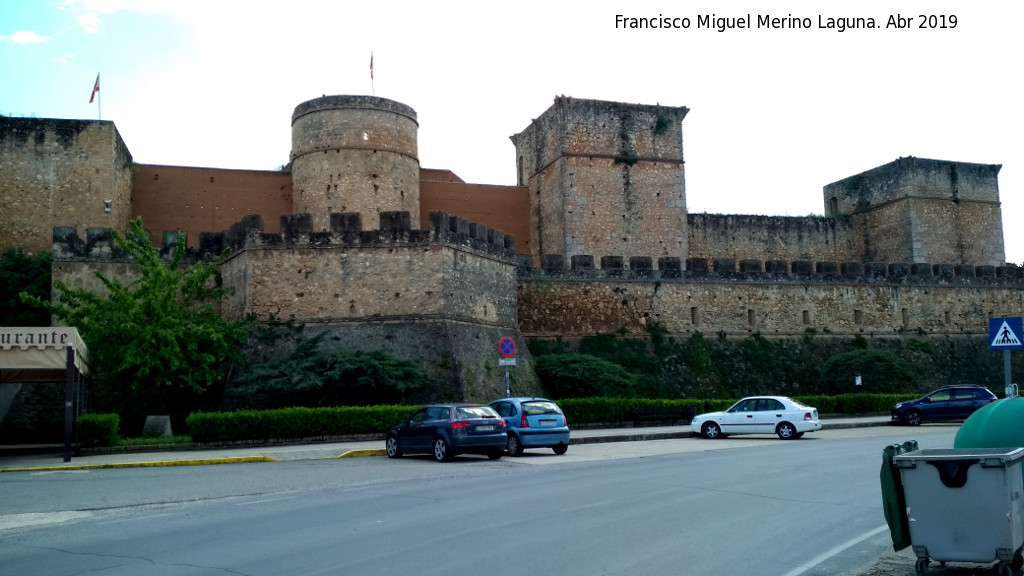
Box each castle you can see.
[1,95,1021,403]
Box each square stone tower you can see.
[0,118,133,254]
[823,157,1005,265]
[510,97,689,266]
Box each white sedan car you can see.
[690,396,821,440]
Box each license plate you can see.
[476,425,495,432]
[539,420,557,427]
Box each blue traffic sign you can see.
[989,317,1024,351]
[498,337,516,357]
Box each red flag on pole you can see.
[370,53,374,80]
[89,74,100,103]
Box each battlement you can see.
[518,254,1024,285]
[52,211,517,262]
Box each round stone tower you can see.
[290,95,420,231]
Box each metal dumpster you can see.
[893,448,1024,575]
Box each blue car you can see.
[488,397,570,456]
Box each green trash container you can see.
[955,397,1024,450]
[881,440,919,552]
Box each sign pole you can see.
[498,336,516,398]
[1006,350,1012,393]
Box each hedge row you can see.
[186,405,419,443]
[70,395,916,446]
[175,394,914,443]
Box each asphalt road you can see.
[0,425,959,576]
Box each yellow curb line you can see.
[335,449,386,458]
[0,456,278,473]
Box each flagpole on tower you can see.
[370,52,375,96]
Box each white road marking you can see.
[781,524,889,576]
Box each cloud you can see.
[78,13,103,33]
[56,53,77,64]
[0,31,51,44]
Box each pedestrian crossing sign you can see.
[989,317,1024,350]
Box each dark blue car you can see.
[489,397,570,456]
[386,404,507,462]
[891,385,997,426]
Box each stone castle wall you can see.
[511,97,689,265]
[517,256,1023,338]
[290,96,420,232]
[687,214,858,263]
[0,118,133,254]
[49,211,539,402]
[212,211,519,326]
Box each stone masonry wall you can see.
[290,96,420,233]
[511,97,689,265]
[203,211,517,326]
[688,214,859,263]
[517,259,1024,338]
[0,118,132,254]
[825,157,1005,265]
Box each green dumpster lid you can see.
[954,397,1024,449]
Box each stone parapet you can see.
[516,255,1024,286]
[53,211,517,264]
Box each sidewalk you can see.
[0,415,894,472]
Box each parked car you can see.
[488,397,570,455]
[891,385,997,426]
[690,396,821,440]
[385,404,507,461]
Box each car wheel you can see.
[702,422,722,439]
[433,436,451,462]
[904,410,923,426]
[794,432,805,439]
[487,449,503,460]
[776,422,797,440]
[385,435,402,458]
[506,433,524,456]
[552,443,568,455]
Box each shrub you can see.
[533,354,638,399]
[76,413,120,447]
[820,349,914,394]
[235,334,433,407]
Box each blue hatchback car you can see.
[488,397,570,456]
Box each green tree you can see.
[234,333,433,407]
[1,248,51,326]
[22,218,248,429]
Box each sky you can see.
[2,0,1022,263]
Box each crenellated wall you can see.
[49,211,539,403]
[517,255,1024,338]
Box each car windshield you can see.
[456,406,497,419]
[522,401,561,415]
